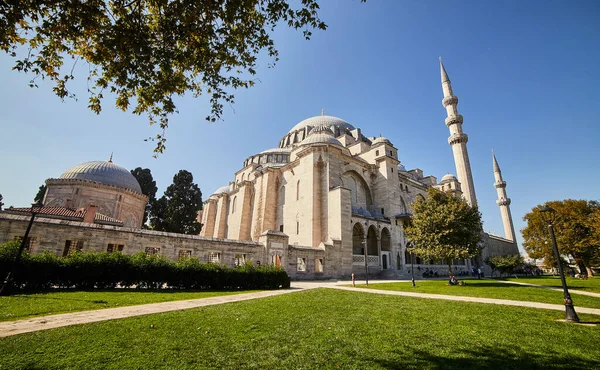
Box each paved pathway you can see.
[1,280,599,338]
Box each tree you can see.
[485,254,523,277]
[0,194,3,210]
[522,200,599,277]
[34,185,46,203]
[404,188,483,276]
[130,167,158,227]
[0,0,337,155]
[150,170,202,234]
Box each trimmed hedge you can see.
[0,241,290,292]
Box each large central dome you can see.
[59,161,142,193]
[288,115,355,134]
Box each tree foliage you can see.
[150,170,202,234]
[0,0,336,154]
[130,167,158,227]
[34,184,46,203]
[485,254,523,277]
[404,188,483,276]
[522,200,599,276]
[0,193,3,210]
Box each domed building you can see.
[43,159,148,228]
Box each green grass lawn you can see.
[356,280,600,309]
[0,290,258,322]
[0,288,599,369]
[500,276,600,293]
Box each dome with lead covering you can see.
[59,161,142,193]
[288,115,355,134]
[441,173,458,182]
[212,185,230,195]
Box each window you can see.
[381,208,385,215]
[279,224,284,232]
[75,188,79,195]
[234,254,246,267]
[297,257,307,272]
[391,168,393,173]
[63,240,84,256]
[296,180,300,200]
[208,252,221,264]
[107,244,124,253]
[315,258,324,273]
[231,196,237,214]
[145,247,160,256]
[375,150,379,156]
[178,249,192,260]
[296,221,299,235]
[14,236,36,253]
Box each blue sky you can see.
[1,0,598,253]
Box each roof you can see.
[4,206,124,226]
[288,115,355,134]
[212,185,230,195]
[59,161,142,193]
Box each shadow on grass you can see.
[373,344,600,370]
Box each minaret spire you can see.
[440,58,477,206]
[109,153,113,163]
[492,151,516,242]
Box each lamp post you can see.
[0,201,43,296]
[409,244,415,287]
[539,205,579,322]
[363,239,369,286]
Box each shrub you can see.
[0,242,290,292]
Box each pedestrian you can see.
[477,267,482,279]
[471,266,476,277]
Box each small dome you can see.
[59,161,142,193]
[441,173,457,182]
[213,185,230,195]
[373,136,391,145]
[398,164,407,172]
[288,115,355,134]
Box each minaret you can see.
[493,151,516,241]
[440,58,477,207]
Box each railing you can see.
[352,255,379,266]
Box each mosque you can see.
[0,60,518,279]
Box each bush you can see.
[0,242,290,292]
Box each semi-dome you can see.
[441,173,457,182]
[300,126,344,147]
[288,115,355,134]
[212,185,230,195]
[59,161,142,193]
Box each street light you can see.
[363,239,369,286]
[0,201,44,296]
[409,244,415,287]
[539,205,580,322]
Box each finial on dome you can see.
[321,108,324,116]
[109,153,113,163]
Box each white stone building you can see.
[0,59,518,279]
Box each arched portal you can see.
[352,223,365,255]
[381,228,391,252]
[367,226,378,256]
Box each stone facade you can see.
[44,179,147,229]
[0,59,519,280]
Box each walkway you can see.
[1,280,599,338]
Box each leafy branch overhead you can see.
[0,0,336,155]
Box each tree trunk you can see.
[448,263,453,277]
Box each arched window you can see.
[231,196,237,214]
[296,180,300,200]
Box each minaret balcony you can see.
[448,133,468,145]
[442,95,458,107]
[445,115,463,127]
[496,198,511,206]
[494,180,506,188]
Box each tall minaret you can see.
[440,58,477,206]
[492,151,516,242]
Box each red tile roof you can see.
[4,206,124,226]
